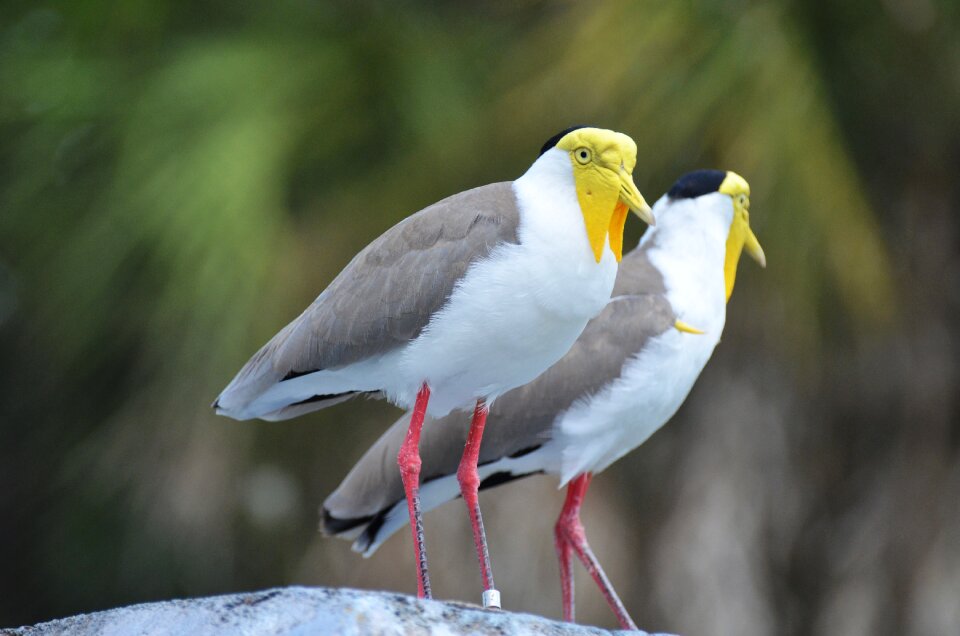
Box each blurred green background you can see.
[1,1,958,634]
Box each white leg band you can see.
[482,589,501,609]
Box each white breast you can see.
[391,150,619,416]
[544,193,733,483]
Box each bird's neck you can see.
[514,151,614,265]
[638,197,731,329]
[511,155,619,319]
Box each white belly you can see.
[547,325,721,484]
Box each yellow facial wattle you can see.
[574,165,622,261]
[608,202,629,261]
[724,216,748,300]
[719,171,766,300]
[553,127,654,263]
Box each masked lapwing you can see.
[320,170,764,626]
[214,127,654,607]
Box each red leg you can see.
[554,506,575,622]
[397,383,432,599]
[555,473,638,630]
[457,399,500,608]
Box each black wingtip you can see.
[320,504,390,554]
[356,511,388,552]
[281,368,320,382]
[320,506,374,536]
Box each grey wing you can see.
[611,234,668,296]
[321,276,676,553]
[215,182,521,417]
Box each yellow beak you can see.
[619,167,655,226]
[744,226,766,267]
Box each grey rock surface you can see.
[1,587,673,636]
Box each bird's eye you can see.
[738,194,749,208]
[574,147,592,165]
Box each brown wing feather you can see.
[216,182,521,414]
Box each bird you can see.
[213,126,655,607]
[320,169,765,627]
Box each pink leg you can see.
[457,399,500,608]
[555,473,638,630]
[397,383,432,599]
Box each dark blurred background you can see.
[1,1,958,634]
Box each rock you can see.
[1,587,674,635]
